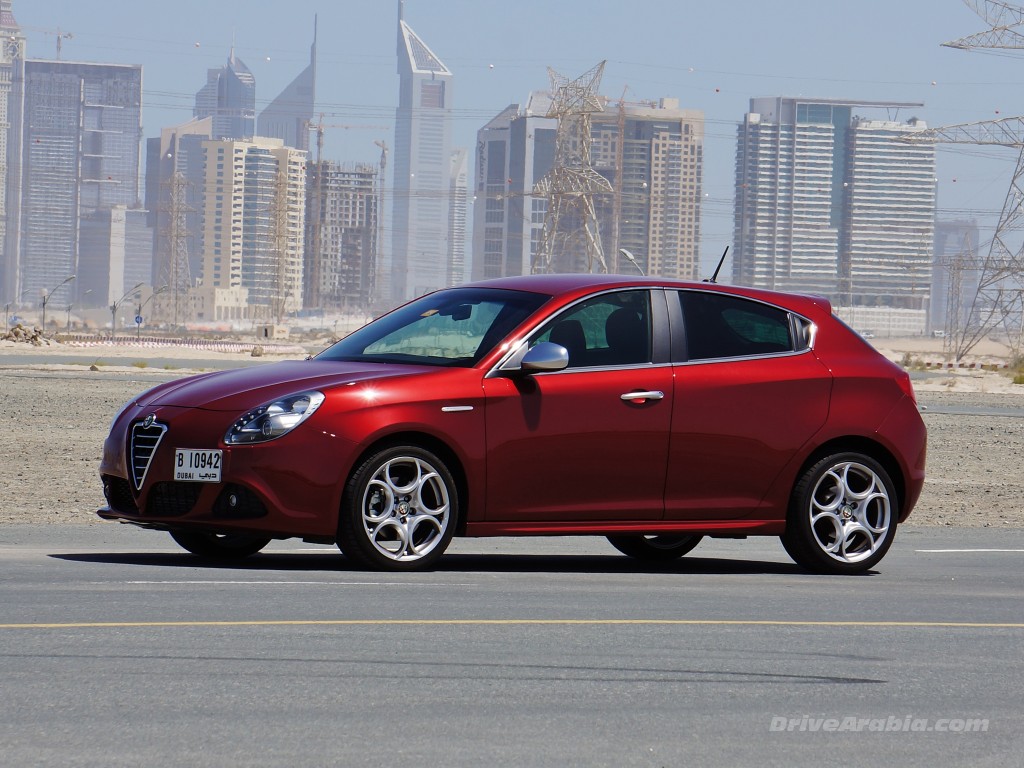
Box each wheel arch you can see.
[343,431,471,536]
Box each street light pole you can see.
[41,275,75,335]
[135,285,168,340]
[110,283,145,343]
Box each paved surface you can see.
[1,525,1021,767]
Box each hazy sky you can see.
[17,0,1024,271]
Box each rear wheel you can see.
[606,534,702,561]
[781,452,898,574]
[169,530,271,559]
[337,446,457,571]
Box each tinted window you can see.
[532,290,652,368]
[679,291,794,361]
[318,288,549,367]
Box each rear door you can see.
[665,289,832,520]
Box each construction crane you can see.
[304,114,390,165]
[22,26,73,59]
[900,0,1024,360]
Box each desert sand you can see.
[1,337,1022,528]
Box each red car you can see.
[99,274,926,574]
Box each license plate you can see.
[174,449,222,482]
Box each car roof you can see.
[465,273,833,318]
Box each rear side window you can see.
[678,291,795,361]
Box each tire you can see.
[169,530,271,559]
[606,534,702,561]
[781,452,898,574]
[337,446,458,571]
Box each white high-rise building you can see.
[194,137,306,322]
[733,97,934,312]
[392,1,459,301]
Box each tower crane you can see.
[22,26,73,59]
[901,0,1024,360]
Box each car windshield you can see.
[316,287,550,367]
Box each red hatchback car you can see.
[99,274,926,574]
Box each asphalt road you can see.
[1,525,1021,767]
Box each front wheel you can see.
[606,534,703,561]
[337,446,458,571]
[781,452,898,574]
[169,530,271,559]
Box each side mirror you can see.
[518,341,569,373]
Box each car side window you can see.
[532,290,652,368]
[679,291,795,361]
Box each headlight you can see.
[224,390,325,445]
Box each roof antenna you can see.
[704,246,729,283]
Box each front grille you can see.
[146,482,202,517]
[103,475,139,515]
[130,420,167,491]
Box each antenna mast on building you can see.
[532,61,613,274]
[903,0,1024,359]
[160,171,192,328]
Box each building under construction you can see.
[304,161,378,311]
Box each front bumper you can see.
[98,405,357,539]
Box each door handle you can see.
[620,390,664,403]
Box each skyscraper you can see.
[0,0,25,303]
[194,50,256,141]
[733,97,934,313]
[258,20,316,152]
[13,60,142,308]
[392,2,456,300]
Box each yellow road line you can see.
[0,619,1022,630]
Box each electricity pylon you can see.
[532,61,613,274]
[901,0,1024,359]
[159,172,192,328]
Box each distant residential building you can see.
[194,137,306,322]
[734,97,935,314]
[0,0,26,303]
[392,5,461,301]
[12,59,142,308]
[592,98,704,280]
[305,160,378,310]
[471,94,703,280]
[258,21,316,152]
[194,50,255,141]
[471,98,556,281]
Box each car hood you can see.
[143,360,434,411]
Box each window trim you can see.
[669,288,815,364]
[489,287,671,376]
